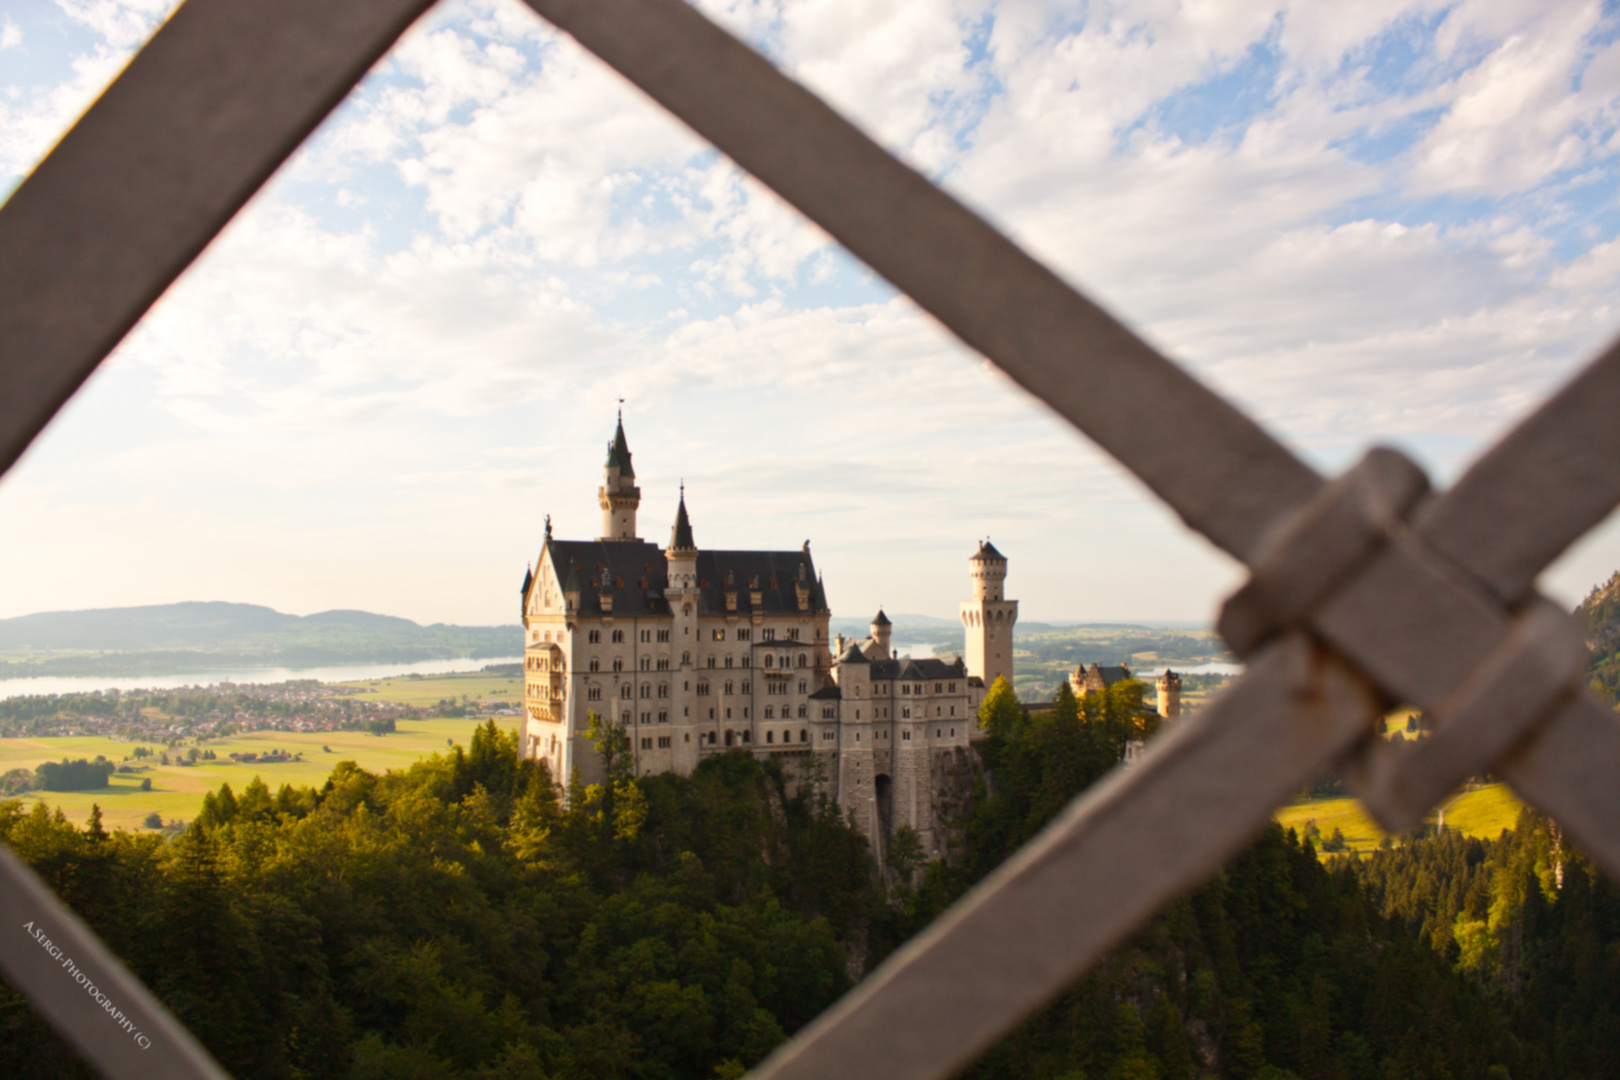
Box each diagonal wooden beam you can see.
[526,0,1324,566]
[747,635,1378,1080]
[0,0,438,479]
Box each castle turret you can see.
[870,609,892,659]
[598,411,641,540]
[1157,670,1182,720]
[960,540,1018,688]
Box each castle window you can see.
[641,657,650,671]
[787,628,799,641]
[737,629,750,641]
[658,711,668,723]
[766,730,774,743]
[620,685,632,700]
[587,687,602,701]
[612,629,625,643]
[682,652,691,665]
[612,658,623,673]
[855,732,861,742]
[657,658,669,671]
[640,712,650,724]
[950,728,955,737]
[856,709,861,719]
[822,706,835,719]
[762,628,775,641]
[764,655,773,668]
[588,630,601,643]
[824,730,835,740]
[903,707,911,719]
[725,655,734,668]
[726,708,731,718]
[741,731,751,743]
[800,729,808,742]
[640,684,651,698]
[707,656,716,668]
[741,654,750,668]
[742,707,749,718]
[765,706,775,719]
[697,682,710,696]
[589,659,600,673]
[797,705,807,718]
[780,656,789,669]
[713,628,726,641]
[657,629,670,642]
[902,684,909,695]
[935,683,942,693]
[798,653,807,667]
[949,682,956,693]
[709,708,715,719]
[903,729,911,738]
[658,736,671,749]
[798,680,807,693]
[640,630,651,642]
[724,681,734,695]
[658,684,668,698]
[950,706,956,716]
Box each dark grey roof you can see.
[869,657,967,680]
[871,609,891,627]
[549,540,669,617]
[838,643,869,664]
[544,539,826,619]
[1083,664,1133,688]
[971,540,1006,562]
[605,416,634,477]
[520,567,532,595]
[809,685,842,700]
[670,495,695,552]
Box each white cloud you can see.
[8,0,1620,625]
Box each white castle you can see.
[518,415,1020,856]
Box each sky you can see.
[5,0,1620,628]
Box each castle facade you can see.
[518,417,1016,856]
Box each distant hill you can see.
[0,602,520,679]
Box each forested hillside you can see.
[2,686,1617,1079]
[0,602,520,677]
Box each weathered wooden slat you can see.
[0,0,437,478]
[525,0,1325,566]
[747,636,1378,1080]
[0,846,230,1080]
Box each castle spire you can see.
[598,411,641,540]
[670,485,696,552]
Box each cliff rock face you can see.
[930,745,984,861]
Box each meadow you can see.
[1275,782,1524,853]
[0,670,522,831]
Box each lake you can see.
[0,656,524,700]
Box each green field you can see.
[1276,782,1525,854]
[0,715,520,832]
[329,670,521,706]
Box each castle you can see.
[518,416,1019,857]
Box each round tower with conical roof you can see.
[960,540,1018,688]
[870,609,893,659]
[599,411,641,540]
[1157,670,1182,720]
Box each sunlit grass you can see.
[0,716,519,831]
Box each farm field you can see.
[0,716,520,832]
[329,670,521,706]
[1275,782,1525,854]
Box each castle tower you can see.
[666,488,703,754]
[870,609,892,659]
[1157,670,1182,720]
[598,412,641,540]
[960,540,1018,688]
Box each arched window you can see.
[612,658,623,672]
[798,653,808,667]
[764,655,774,668]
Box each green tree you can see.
[977,676,1022,736]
